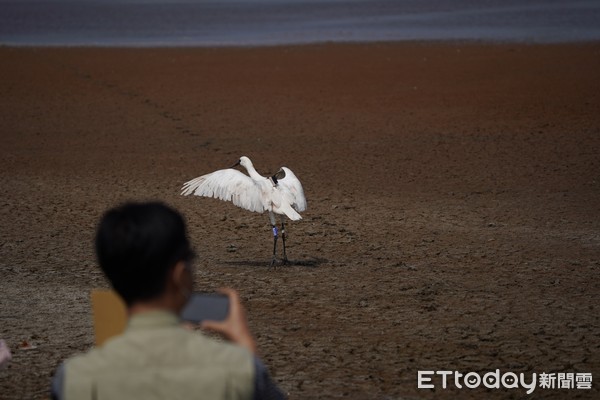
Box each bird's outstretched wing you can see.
[277,167,307,212]
[181,169,267,213]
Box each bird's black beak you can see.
[230,160,241,168]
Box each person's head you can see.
[95,202,195,309]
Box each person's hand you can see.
[200,288,257,355]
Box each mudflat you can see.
[1,43,599,399]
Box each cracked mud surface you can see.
[1,43,599,399]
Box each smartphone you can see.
[180,292,230,324]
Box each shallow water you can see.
[1,0,600,46]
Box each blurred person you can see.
[51,202,285,400]
[0,339,11,369]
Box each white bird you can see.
[181,156,307,266]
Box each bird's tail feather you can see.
[280,203,302,221]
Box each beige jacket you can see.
[63,311,255,400]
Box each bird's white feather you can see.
[181,157,306,221]
[278,167,307,212]
[268,186,302,221]
[181,168,268,213]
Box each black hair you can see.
[95,202,194,305]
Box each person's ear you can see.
[172,261,189,286]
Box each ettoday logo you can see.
[418,370,536,394]
[418,370,593,394]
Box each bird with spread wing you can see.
[181,156,306,266]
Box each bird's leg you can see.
[280,220,288,265]
[271,225,279,268]
[269,212,278,268]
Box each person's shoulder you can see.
[184,329,254,365]
[123,324,254,368]
[66,327,254,372]
[63,344,107,372]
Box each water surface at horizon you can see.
[1,0,600,46]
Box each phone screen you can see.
[180,292,230,323]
